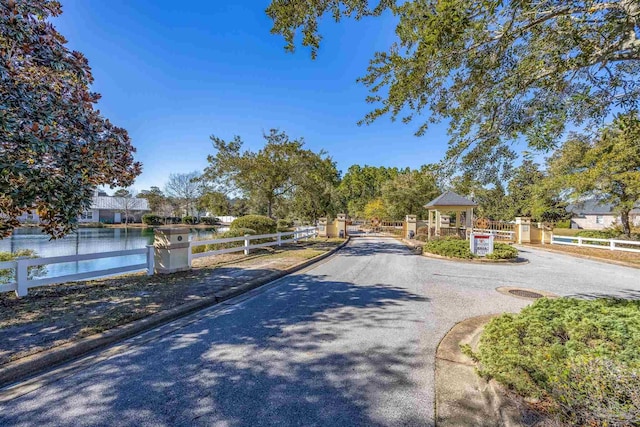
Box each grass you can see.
[530,243,640,267]
[471,298,640,426]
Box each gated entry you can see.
[346,219,404,237]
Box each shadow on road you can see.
[1,273,433,426]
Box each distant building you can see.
[17,191,150,224]
[567,200,640,230]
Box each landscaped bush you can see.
[424,237,474,259]
[200,216,219,226]
[276,218,294,232]
[485,243,518,260]
[182,216,198,225]
[142,214,162,225]
[473,298,640,425]
[200,228,257,252]
[231,215,276,235]
[555,219,571,229]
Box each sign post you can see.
[470,233,495,257]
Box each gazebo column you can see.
[465,208,473,228]
[427,210,433,240]
[455,210,461,228]
[435,210,441,236]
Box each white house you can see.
[17,191,150,224]
[567,200,640,230]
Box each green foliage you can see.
[268,0,640,184]
[485,243,518,260]
[182,216,197,225]
[197,191,230,216]
[201,228,257,252]
[231,215,276,235]
[276,218,294,232]
[381,167,440,219]
[0,249,47,284]
[555,220,571,229]
[200,216,219,226]
[203,129,338,219]
[137,187,166,213]
[0,0,141,238]
[336,165,399,217]
[142,214,162,226]
[474,298,640,425]
[546,113,640,236]
[424,237,473,259]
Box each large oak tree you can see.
[267,0,640,182]
[0,0,141,238]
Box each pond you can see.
[0,227,224,282]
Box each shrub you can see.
[200,216,219,225]
[142,214,162,225]
[202,228,257,252]
[485,243,518,260]
[424,237,473,259]
[473,298,640,424]
[276,218,294,232]
[0,249,47,285]
[555,219,571,229]
[182,216,197,224]
[231,215,276,235]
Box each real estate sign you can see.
[470,233,494,256]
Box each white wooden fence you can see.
[551,235,640,253]
[0,246,155,298]
[467,228,516,242]
[1,227,319,297]
[189,227,318,262]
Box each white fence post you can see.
[244,234,250,255]
[277,232,282,247]
[294,230,299,243]
[610,240,615,251]
[146,245,155,275]
[15,258,28,298]
[577,237,582,247]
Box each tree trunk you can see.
[267,200,273,218]
[620,208,631,237]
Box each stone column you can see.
[318,217,328,238]
[515,217,531,244]
[405,215,417,239]
[154,227,191,274]
[336,213,347,238]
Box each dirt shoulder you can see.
[0,238,344,367]
[523,243,640,268]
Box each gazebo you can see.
[424,191,477,239]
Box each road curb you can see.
[0,237,350,389]
[435,314,524,427]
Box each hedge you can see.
[231,215,276,235]
[192,228,257,254]
[142,214,162,225]
[423,237,518,260]
[471,298,640,425]
[200,216,219,225]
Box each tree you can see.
[336,165,399,217]
[288,155,340,222]
[267,0,640,182]
[363,198,389,220]
[381,167,440,219]
[197,191,230,216]
[203,129,336,218]
[137,187,166,213]
[112,189,146,225]
[0,0,141,238]
[164,172,202,218]
[546,112,640,236]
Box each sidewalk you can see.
[0,238,344,370]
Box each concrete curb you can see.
[0,237,350,389]
[435,314,524,427]
[518,244,640,270]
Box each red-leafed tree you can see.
[0,0,141,238]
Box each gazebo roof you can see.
[424,191,477,208]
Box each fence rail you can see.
[190,227,318,261]
[551,235,640,253]
[0,246,155,297]
[467,228,516,241]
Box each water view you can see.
[0,227,222,281]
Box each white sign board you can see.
[470,233,494,256]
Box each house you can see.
[17,191,150,224]
[567,200,640,230]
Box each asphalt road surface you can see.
[1,238,638,426]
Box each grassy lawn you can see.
[0,238,344,365]
[529,243,640,267]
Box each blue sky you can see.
[55,0,453,192]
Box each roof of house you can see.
[90,196,150,211]
[567,199,640,215]
[424,191,477,208]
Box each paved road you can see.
[1,238,638,426]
